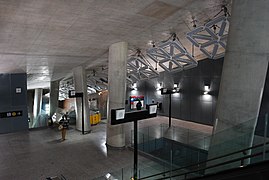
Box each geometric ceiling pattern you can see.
[59,69,108,99]
[147,38,198,72]
[186,15,230,59]
[87,70,108,92]
[59,14,231,97]
[127,54,159,84]
[0,0,232,93]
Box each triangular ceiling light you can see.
[127,52,159,84]
[186,15,229,59]
[147,37,197,72]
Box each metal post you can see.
[170,149,172,179]
[192,43,194,57]
[81,94,84,135]
[142,133,145,151]
[163,160,166,177]
[134,120,138,180]
[204,137,206,150]
[263,113,268,160]
[148,126,150,142]
[122,168,124,180]
[172,126,175,140]
[169,94,172,127]
[197,151,200,173]
[161,124,163,137]
[131,130,133,147]
[187,129,190,144]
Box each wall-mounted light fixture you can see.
[131,82,137,91]
[172,83,180,93]
[157,82,162,90]
[204,84,210,94]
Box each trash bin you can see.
[90,111,101,125]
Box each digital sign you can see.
[130,95,144,109]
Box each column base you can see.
[105,143,126,150]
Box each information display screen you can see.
[130,95,144,109]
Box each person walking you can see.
[59,113,69,141]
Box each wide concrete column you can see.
[106,41,128,148]
[73,66,91,132]
[32,88,43,128]
[49,80,59,117]
[208,0,269,169]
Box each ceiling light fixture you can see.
[157,82,162,90]
[186,15,229,59]
[147,34,197,72]
[127,49,159,84]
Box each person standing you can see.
[136,100,142,110]
[59,113,69,141]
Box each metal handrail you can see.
[139,141,269,180]
[156,149,269,180]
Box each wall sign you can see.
[16,87,22,93]
[0,111,23,118]
[68,90,83,98]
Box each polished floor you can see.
[0,116,213,180]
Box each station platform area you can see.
[0,116,212,179]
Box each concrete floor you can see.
[0,116,212,180]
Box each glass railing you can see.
[131,123,211,151]
[95,115,269,180]
[117,123,211,179]
[138,116,269,180]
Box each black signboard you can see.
[68,90,83,98]
[111,104,157,125]
[0,111,23,118]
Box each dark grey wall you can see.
[125,57,269,135]
[145,59,223,125]
[0,73,28,133]
[125,58,223,125]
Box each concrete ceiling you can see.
[0,0,231,89]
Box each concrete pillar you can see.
[208,0,269,171]
[49,80,59,117]
[106,41,128,148]
[32,88,43,128]
[27,90,34,128]
[73,66,91,132]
